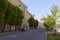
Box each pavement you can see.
[0,28,47,40]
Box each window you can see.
[19,5,22,7]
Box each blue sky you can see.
[21,0,60,21]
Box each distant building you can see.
[38,15,46,28]
[55,22,60,33]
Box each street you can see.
[0,28,47,40]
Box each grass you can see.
[46,28,51,32]
[47,34,60,40]
[46,29,50,32]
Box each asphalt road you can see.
[0,28,47,40]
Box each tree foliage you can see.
[0,12,4,23]
[34,20,38,28]
[0,0,8,12]
[44,5,60,29]
[0,0,24,27]
[28,17,38,28]
[44,15,56,29]
[28,17,34,28]
[51,5,60,20]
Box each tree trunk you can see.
[0,23,4,32]
[3,24,6,32]
[9,25,11,31]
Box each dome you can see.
[40,15,45,21]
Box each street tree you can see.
[28,17,34,28]
[28,17,38,29]
[0,0,24,31]
[0,0,8,31]
[44,5,60,30]
[44,15,56,29]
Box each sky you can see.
[21,0,60,21]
